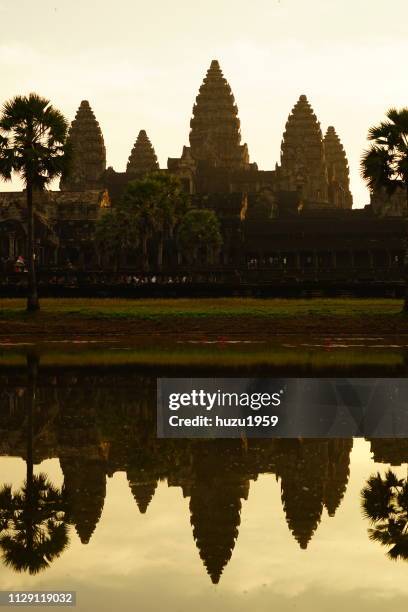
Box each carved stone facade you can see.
[277,95,329,204]
[188,59,250,170]
[60,100,106,191]
[126,129,159,176]
[324,126,353,209]
[0,190,109,267]
[371,184,407,217]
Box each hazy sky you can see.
[1,0,407,206]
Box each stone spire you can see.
[127,467,158,514]
[189,59,250,169]
[278,440,327,549]
[60,100,106,191]
[324,126,353,209]
[60,456,106,544]
[279,95,328,203]
[126,130,159,176]
[323,439,353,517]
[189,478,248,584]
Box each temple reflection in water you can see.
[0,367,407,584]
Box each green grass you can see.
[0,344,402,369]
[0,297,404,320]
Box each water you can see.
[0,349,408,611]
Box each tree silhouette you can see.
[361,108,408,311]
[0,94,70,311]
[361,469,408,560]
[122,173,188,270]
[0,354,69,574]
[0,474,69,574]
[177,209,222,265]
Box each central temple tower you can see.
[189,59,250,170]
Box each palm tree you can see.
[122,173,188,271]
[361,470,408,561]
[361,108,408,310]
[177,209,223,265]
[95,207,140,271]
[0,94,71,311]
[0,475,69,574]
[0,354,68,573]
[151,173,188,269]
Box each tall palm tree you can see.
[0,354,69,573]
[361,108,408,310]
[177,209,222,265]
[0,475,69,574]
[361,470,408,561]
[122,173,188,271]
[0,94,71,311]
[95,207,140,272]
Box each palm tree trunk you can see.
[157,234,164,270]
[26,184,39,312]
[26,353,37,557]
[142,234,149,273]
[26,353,37,484]
[404,191,408,313]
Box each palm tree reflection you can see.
[361,470,408,560]
[0,354,69,574]
[0,474,68,574]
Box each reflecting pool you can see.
[0,350,407,611]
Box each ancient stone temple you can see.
[60,100,106,191]
[188,59,250,170]
[323,439,353,517]
[278,440,328,549]
[277,95,329,204]
[126,130,159,176]
[126,466,158,514]
[60,455,107,544]
[0,58,406,283]
[184,443,250,584]
[324,126,353,209]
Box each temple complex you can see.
[0,59,406,284]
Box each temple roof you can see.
[279,95,328,202]
[324,126,350,177]
[60,100,106,191]
[189,59,250,169]
[281,95,324,156]
[126,129,159,175]
[127,469,158,514]
[324,126,353,208]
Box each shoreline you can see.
[0,297,407,341]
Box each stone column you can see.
[8,234,15,258]
[295,252,301,269]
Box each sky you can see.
[0,0,407,206]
